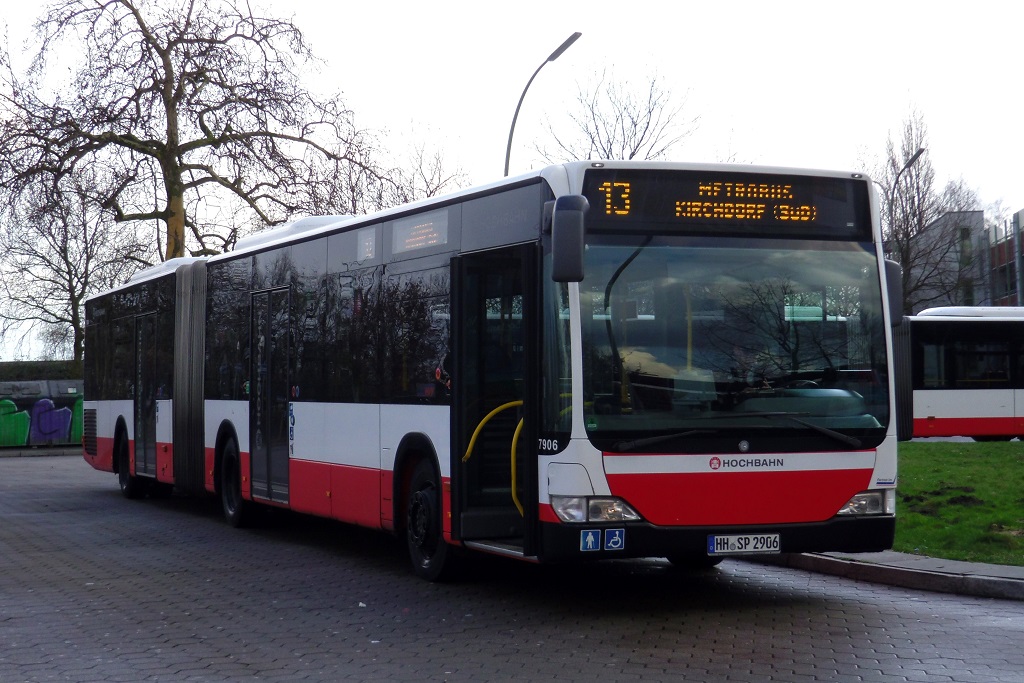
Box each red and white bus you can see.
[83,161,901,580]
[898,306,1024,441]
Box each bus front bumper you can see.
[537,515,895,563]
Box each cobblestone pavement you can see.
[2,455,1023,682]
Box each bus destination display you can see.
[581,169,869,239]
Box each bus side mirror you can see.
[550,194,588,283]
[885,259,903,327]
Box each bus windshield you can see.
[580,236,890,452]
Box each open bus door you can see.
[451,245,540,558]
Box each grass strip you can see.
[895,441,1024,566]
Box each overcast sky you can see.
[4,0,1023,218]
[281,0,1023,218]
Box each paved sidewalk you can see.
[5,447,1022,600]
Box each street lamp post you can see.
[503,32,582,177]
[887,147,925,316]
[888,146,925,231]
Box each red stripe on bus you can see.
[86,436,116,472]
[290,460,384,530]
[241,450,251,499]
[913,416,1024,437]
[607,470,872,526]
[539,504,560,524]
[157,442,174,484]
[204,447,216,493]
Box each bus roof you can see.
[916,306,1024,319]
[89,160,878,292]
[210,160,873,263]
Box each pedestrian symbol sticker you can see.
[580,530,601,552]
[604,529,625,551]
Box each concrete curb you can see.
[752,553,1024,601]
[0,447,80,458]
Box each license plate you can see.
[707,533,781,555]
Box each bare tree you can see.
[387,140,468,205]
[878,111,982,314]
[304,136,468,217]
[0,0,384,260]
[536,69,698,163]
[0,170,150,360]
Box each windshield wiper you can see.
[613,429,718,452]
[739,411,862,448]
[612,411,862,452]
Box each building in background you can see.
[899,207,1024,313]
[904,210,989,314]
[987,208,1024,306]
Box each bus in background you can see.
[83,161,901,580]
[897,306,1024,441]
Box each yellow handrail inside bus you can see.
[511,417,525,516]
[462,400,527,518]
[462,400,523,462]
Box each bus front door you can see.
[250,288,291,505]
[452,245,538,553]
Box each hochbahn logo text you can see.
[709,456,784,470]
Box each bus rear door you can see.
[134,312,158,478]
[250,287,291,505]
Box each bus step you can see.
[463,539,537,562]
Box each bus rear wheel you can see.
[220,438,250,528]
[405,459,457,581]
[116,436,144,500]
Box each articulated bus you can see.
[83,161,901,580]
[897,306,1024,441]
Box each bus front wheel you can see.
[405,459,457,581]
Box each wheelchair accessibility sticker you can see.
[604,529,625,551]
[580,529,625,552]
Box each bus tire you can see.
[220,437,250,528]
[405,459,457,581]
[116,435,144,500]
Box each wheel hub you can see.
[408,489,434,548]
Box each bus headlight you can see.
[551,496,642,523]
[837,489,895,516]
[551,496,587,522]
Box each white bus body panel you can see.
[380,405,451,478]
[91,399,134,442]
[156,399,172,446]
[204,400,249,455]
[289,402,380,469]
[914,389,1014,421]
